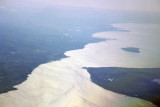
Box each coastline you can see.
[86,67,160,106]
[0,23,159,107]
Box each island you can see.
[121,47,140,53]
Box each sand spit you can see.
[0,23,159,107]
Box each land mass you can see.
[121,47,140,53]
[86,67,160,107]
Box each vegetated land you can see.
[0,7,122,93]
[121,47,140,53]
[86,67,160,107]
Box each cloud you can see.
[64,34,69,36]
[75,29,81,32]
[0,6,5,9]
[10,9,17,12]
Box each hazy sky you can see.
[1,0,160,13]
[30,0,160,12]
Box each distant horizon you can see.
[1,0,160,13]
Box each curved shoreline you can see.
[0,23,159,107]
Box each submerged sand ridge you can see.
[0,23,159,107]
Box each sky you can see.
[0,0,160,13]
[30,0,160,12]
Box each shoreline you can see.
[86,67,160,106]
[0,23,159,107]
